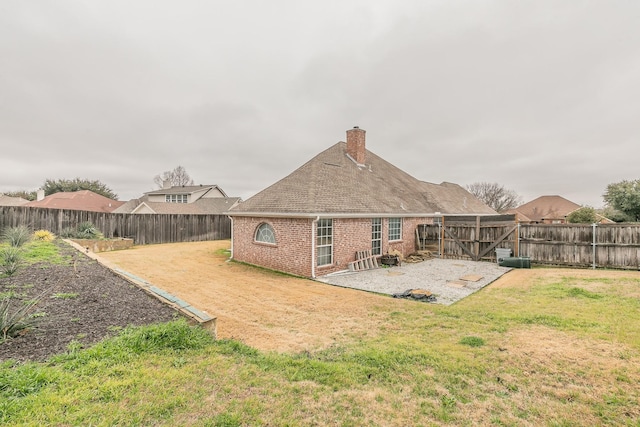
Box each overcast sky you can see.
[2,1,639,208]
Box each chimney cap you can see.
[353,126,359,129]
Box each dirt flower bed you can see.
[0,241,180,363]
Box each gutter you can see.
[228,211,494,219]
[227,215,234,259]
[311,216,319,279]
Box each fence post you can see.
[516,222,520,257]
[592,222,597,269]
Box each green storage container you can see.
[499,256,531,268]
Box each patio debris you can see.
[348,250,379,272]
[392,289,437,302]
[447,280,467,288]
[404,250,433,263]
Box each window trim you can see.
[316,218,333,267]
[165,194,188,203]
[388,217,402,241]
[372,218,382,255]
[254,222,276,245]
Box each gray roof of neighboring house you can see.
[144,185,227,197]
[0,194,30,206]
[230,142,495,217]
[114,197,241,214]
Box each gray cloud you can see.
[1,1,639,208]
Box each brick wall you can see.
[232,216,314,277]
[232,216,435,278]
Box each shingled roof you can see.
[509,195,581,222]
[25,190,124,213]
[115,197,241,214]
[230,129,495,217]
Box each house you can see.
[508,195,613,224]
[228,127,496,278]
[25,190,125,213]
[114,183,240,214]
[0,194,29,207]
[508,195,589,224]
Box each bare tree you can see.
[466,182,522,213]
[153,166,194,188]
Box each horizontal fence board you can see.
[0,206,231,245]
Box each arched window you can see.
[255,223,276,244]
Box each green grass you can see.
[2,262,640,425]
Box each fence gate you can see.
[417,215,517,261]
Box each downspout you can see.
[311,216,320,278]
[228,215,234,259]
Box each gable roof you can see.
[114,197,241,214]
[230,141,495,217]
[144,185,228,197]
[25,190,125,213]
[0,194,29,207]
[509,195,581,222]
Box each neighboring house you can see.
[507,195,611,224]
[25,190,125,213]
[228,127,496,278]
[0,194,29,207]
[114,183,240,214]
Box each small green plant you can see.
[0,297,41,341]
[0,246,24,276]
[59,227,77,238]
[1,226,32,247]
[459,336,485,347]
[33,230,56,242]
[57,222,105,239]
[76,222,104,239]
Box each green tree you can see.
[600,206,633,223]
[153,166,194,188]
[42,178,118,200]
[603,179,640,222]
[466,182,522,213]
[566,207,597,223]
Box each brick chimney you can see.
[346,126,366,164]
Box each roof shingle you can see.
[231,141,495,216]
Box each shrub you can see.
[0,246,23,276]
[75,222,105,240]
[33,230,56,242]
[0,297,41,341]
[58,223,105,239]
[1,226,31,247]
[59,227,77,238]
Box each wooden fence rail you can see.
[418,217,640,270]
[0,206,231,244]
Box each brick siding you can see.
[232,216,435,278]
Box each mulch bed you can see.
[0,241,181,363]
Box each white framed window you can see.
[165,194,188,203]
[389,217,402,241]
[317,218,333,266]
[255,223,276,244]
[372,218,382,255]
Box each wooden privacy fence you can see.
[520,223,640,270]
[417,215,517,262]
[417,216,640,270]
[0,206,231,245]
